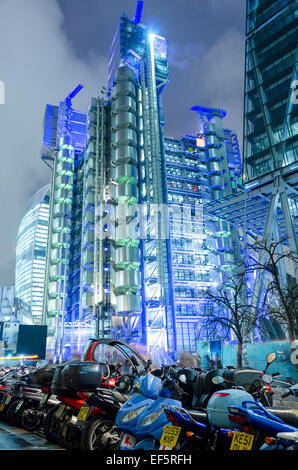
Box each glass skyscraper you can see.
[244,0,298,182]
[203,0,298,343]
[242,0,298,295]
[15,184,50,323]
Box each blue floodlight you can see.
[65,84,84,103]
[191,105,227,120]
[134,0,144,24]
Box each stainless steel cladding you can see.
[110,65,141,314]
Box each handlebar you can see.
[281,391,291,399]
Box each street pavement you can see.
[272,386,298,409]
[0,387,296,450]
[0,422,63,450]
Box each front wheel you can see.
[58,420,82,450]
[5,400,20,427]
[19,406,41,432]
[43,405,63,444]
[81,417,120,450]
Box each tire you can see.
[19,406,40,432]
[81,416,119,451]
[57,420,82,450]
[2,398,17,423]
[5,400,20,427]
[43,405,63,444]
[0,399,8,421]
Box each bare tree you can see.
[248,239,298,373]
[197,266,266,368]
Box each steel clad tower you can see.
[42,2,245,358]
[88,8,177,352]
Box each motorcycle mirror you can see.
[266,352,277,365]
[262,374,273,384]
[212,376,225,385]
[179,374,187,384]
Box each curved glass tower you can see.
[15,184,50,323]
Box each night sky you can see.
[0,0,246,286]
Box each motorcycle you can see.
[0,364,35,426]
[62,339,150,450]
[205,375,298,451]
[162,404,234,451]
[43,360,106,449]
[16,362,61,432]
[274,431,298,450]
[115,367,183,450]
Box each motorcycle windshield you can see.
[89,339,147,374]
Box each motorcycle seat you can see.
[95,389,127,404]
[188,409,208,424]
[269,408,298,428]
[111,390,127,404]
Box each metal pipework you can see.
[110,65,141,314]
[203,121,234,271]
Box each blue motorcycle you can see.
[205,377,298,451]
[115,369,182,450]
[226,399,298,450]
[161,404,234,450]
[163,375,298,451]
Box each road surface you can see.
[0,421,63,450]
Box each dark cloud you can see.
[0,0,246,285]
[0,0,107,285]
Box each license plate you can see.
[15,400,24,412]
[77,406,90,422]
[160,425,181,448]
[55,405,65,419]
[230,432,254,450]
[121,433,137,449]
[40,393,48,406]
[5,395,12,405]
[0,403,5,412]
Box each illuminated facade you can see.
[204,0,298,318]
[43,5,243,356]
[15,185,50,323]
[244,0,298,183]
[0,286,15,322]
[41,98,87,359]
[165,113,243,350]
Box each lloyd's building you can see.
[42,2,243,360]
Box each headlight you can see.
[120,405,147,423]
[179,374,187,384]
[140,409,164,427]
